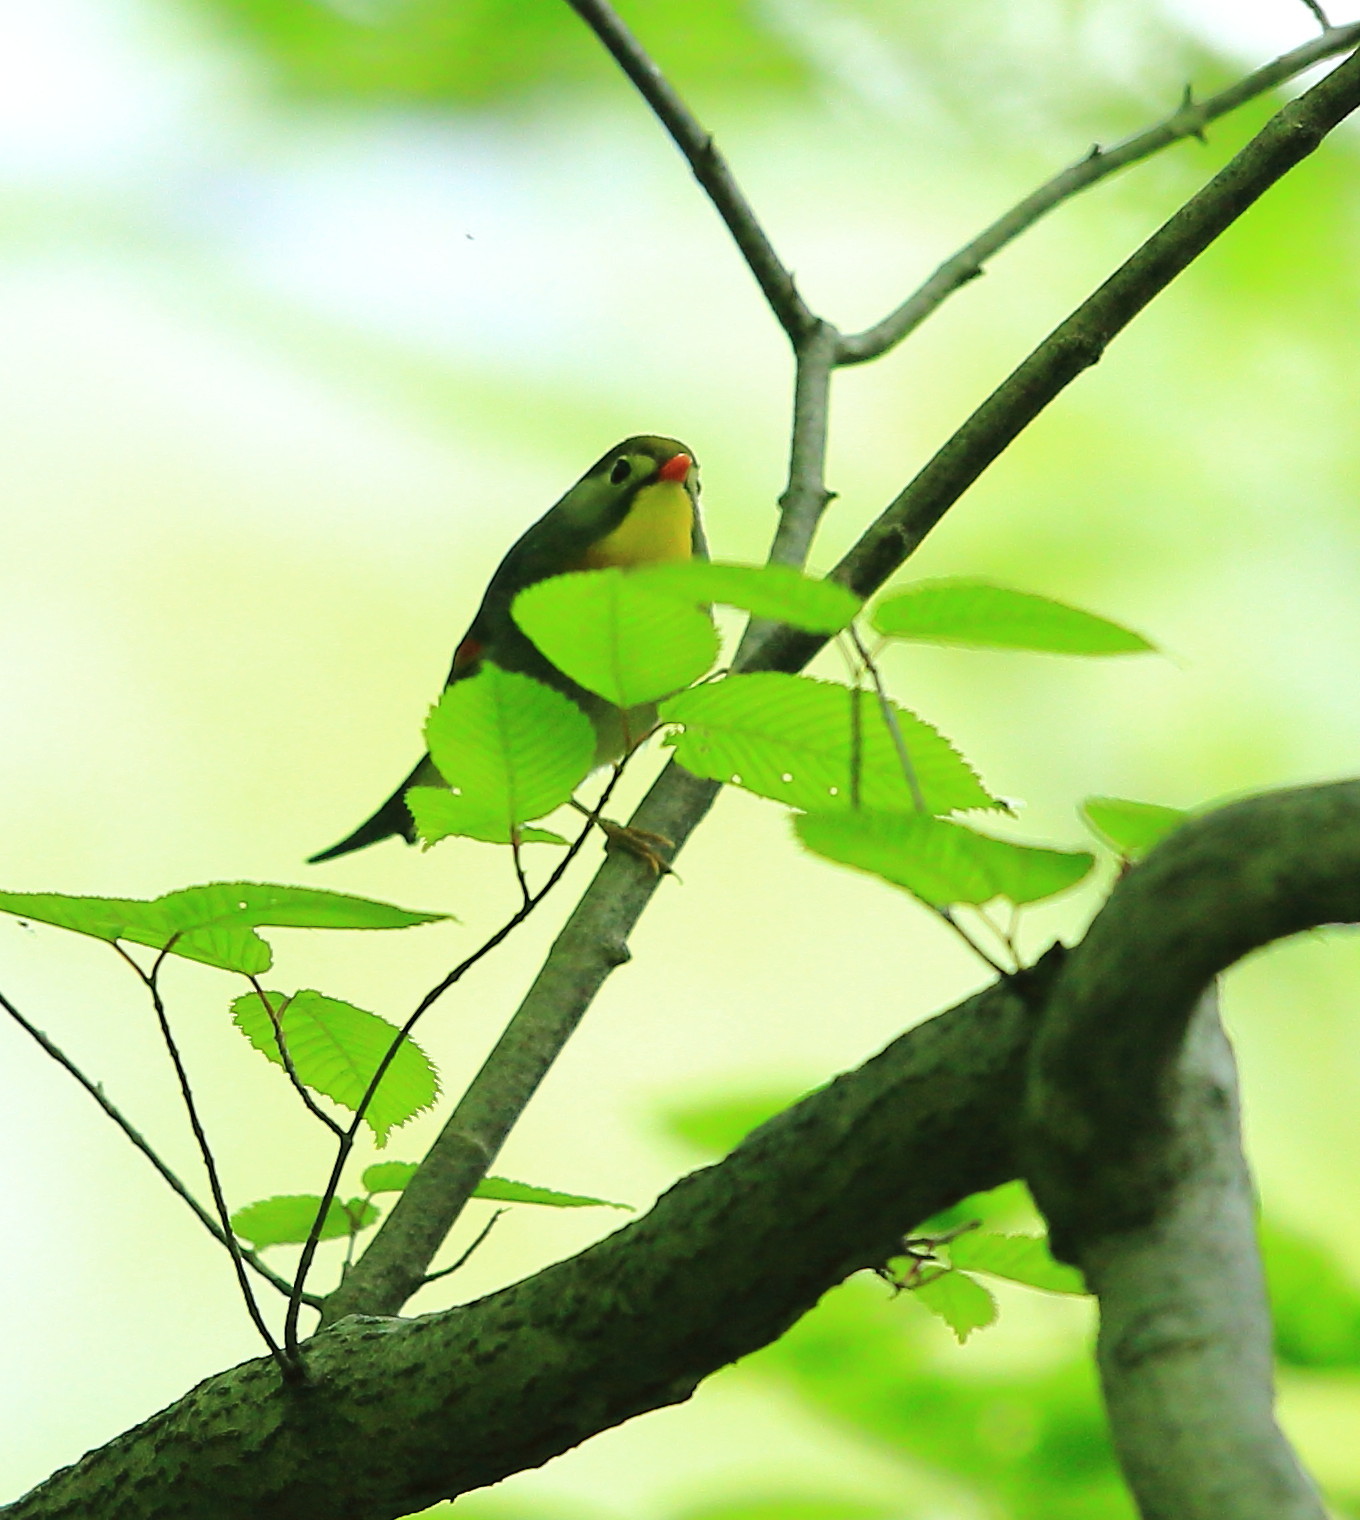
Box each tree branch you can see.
[16,778,1360,1518]
[1021,784,1360,1519]
[563,0,816,342]
[837,20,1360,363]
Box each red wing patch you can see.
[452,635,484,673]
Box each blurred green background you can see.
[3,0,1360,1515]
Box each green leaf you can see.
[873,578,1154,655]
[230,1193,379,1249]
[1081,795,1188,861]
[414,663,594,845]
[513,569,719,707]
[231,989,439,1146]
[795,812,1093,908]
[0,882,447,974]
[632,561,861,633]
[361,1161,420,1195]
[912,1268,999,1342]
[948,1233,1087,1295]
[472,1176,631,1210]
[660,674,996,815]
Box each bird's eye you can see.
[609,458,632,485]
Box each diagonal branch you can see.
[563,0,816,342]
[838,20,1360,363]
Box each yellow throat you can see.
[580,479,693,569]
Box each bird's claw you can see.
[598,819,677,877]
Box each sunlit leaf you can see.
[873,578,1154,654]
[230,1193,379,1249]
[0,882,447,974]
[362,1161,420,1195]
[633,561,861,633]
[795,811,1092,907]
[1081,795,1188,861]
[912,1268,998,1342]
[414,663,594,844]
[232,989,439,1146]
[948,1233,1087,1295]
[513,569,718,708]
[472,1176,631,1210]
[661,674,996,814]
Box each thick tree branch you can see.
[5,963,1050,1520]
[1021,783,1360,1520]
[15,779,1360,1518]
[324,43,1360,1323]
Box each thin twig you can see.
[284,762,634,1356]
[420,1208,507,1286]
[849,626,927,814]
[0,983,310,1304]
[563,0,816,342]
[838,20,1360,363]
[246,976,346,1139]
[846,632,1010,975]
[1299,0,1332,31]
[115,944,295,1376]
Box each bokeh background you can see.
[3,1,1360,1515]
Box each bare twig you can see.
[114,946,294,1375]
[838,20,1360,363]
[563,0,816,342]
[420,1208,507,1286]
[0,984,310,1305]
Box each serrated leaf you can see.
[873,578,1154,655]
[513,569,719,707]
[949,1232,1087,1295]
[660,674,996,815]
[1081,796,1188,861]
[472,1176,631,1210]
[632,561,861,633]
[0,882,447,974]
[415,664,594,845]
[408,788,569,848]
[912,1268,999,1342]
[232,989,439,1146]
[795,811,1093,908]
[362,1161,420,1195]
[230,1193,379,1249]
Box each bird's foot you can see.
[597,818,677,877]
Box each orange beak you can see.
[658,452,691,483]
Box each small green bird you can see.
[309,435,703,864]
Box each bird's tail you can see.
[307,757,430,864]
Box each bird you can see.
[308,434,704,865]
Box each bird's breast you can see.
[578,480,694,569]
